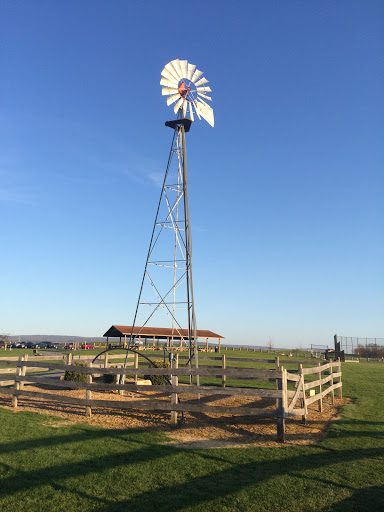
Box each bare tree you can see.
[0,334,9,349]
[266,338,274,350]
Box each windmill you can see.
[128,59,214,369]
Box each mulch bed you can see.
[0,385,350,448]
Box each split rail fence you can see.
[0,354,342,442]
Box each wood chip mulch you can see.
[0,385,350,449]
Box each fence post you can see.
[104,352,108,368]
[275,357,280,408]
[19,355,27,391]
[134,352,138,384]
[85,361,92,417]
[12,356,23,408]
[170,353,178,427]
[276,367,286,442]
[329,363,334,405]
[299,364,307,424]
[317,362,323,412]
[66,352,73,366]
[222,354,226,388]
[337,357,342,398]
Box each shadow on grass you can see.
[330,485,384,512]
[1,419,383,512]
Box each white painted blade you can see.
[192,100,201,120]
[180,60,188,78]
[194,77,209,87]
[167,93,181,106]
[195,99,214,127]
[161,68,179,84]
[197,92,212,101]
[196,86,212,93]
[187,63,196,81]
[191,68,203,83]
[174,97,184,114]
[171,59,183,79]
[164,62,180,82]
[182,100,187,117]
[188,102,194,121]
[160,77,179,88]
[196,97,212,109]
[162,86,179,96]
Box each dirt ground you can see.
[0,385,350,448]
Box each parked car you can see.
[81,343,94,350]
[25,342,40,349]
[64,343,75,350]
[40,342,57,349]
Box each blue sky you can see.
[1,1,383,347]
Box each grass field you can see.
[0,360,383,511]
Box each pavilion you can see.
[103,325,224,351]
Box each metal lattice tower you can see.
[128,59,214,366]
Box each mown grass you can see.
[0,362,383,511]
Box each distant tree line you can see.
[354,343,384,359]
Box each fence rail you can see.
[0,353,342,443]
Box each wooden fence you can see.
[0,354,342,442]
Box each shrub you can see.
[64,361,87,382]
[103,365,116,384]
[145,359,170,385]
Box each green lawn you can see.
[0,361,383,511]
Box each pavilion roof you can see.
[103,325,224,339]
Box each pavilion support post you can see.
[206,338,208,351]
[219,338,221,352]
[124,335,127,348]
[153,336,155,348]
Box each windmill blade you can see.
[182,99,187,117]
[194,77,209,87]
[191,69,203,83]
[164,62,180,82]
[197,92,212,101]
[162,86,179,96]
[161,68,179,84]
[171,59,183,79]
[167,93,181,106]
[196,97,212,110]
[160,77,179,88]
[195,99,214,127]
[188,102,195,121]
[180,60,188,78]
[196,86,212,93]
[187,63,196,81]
[173,97,184,114]
[191,100,201,120]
